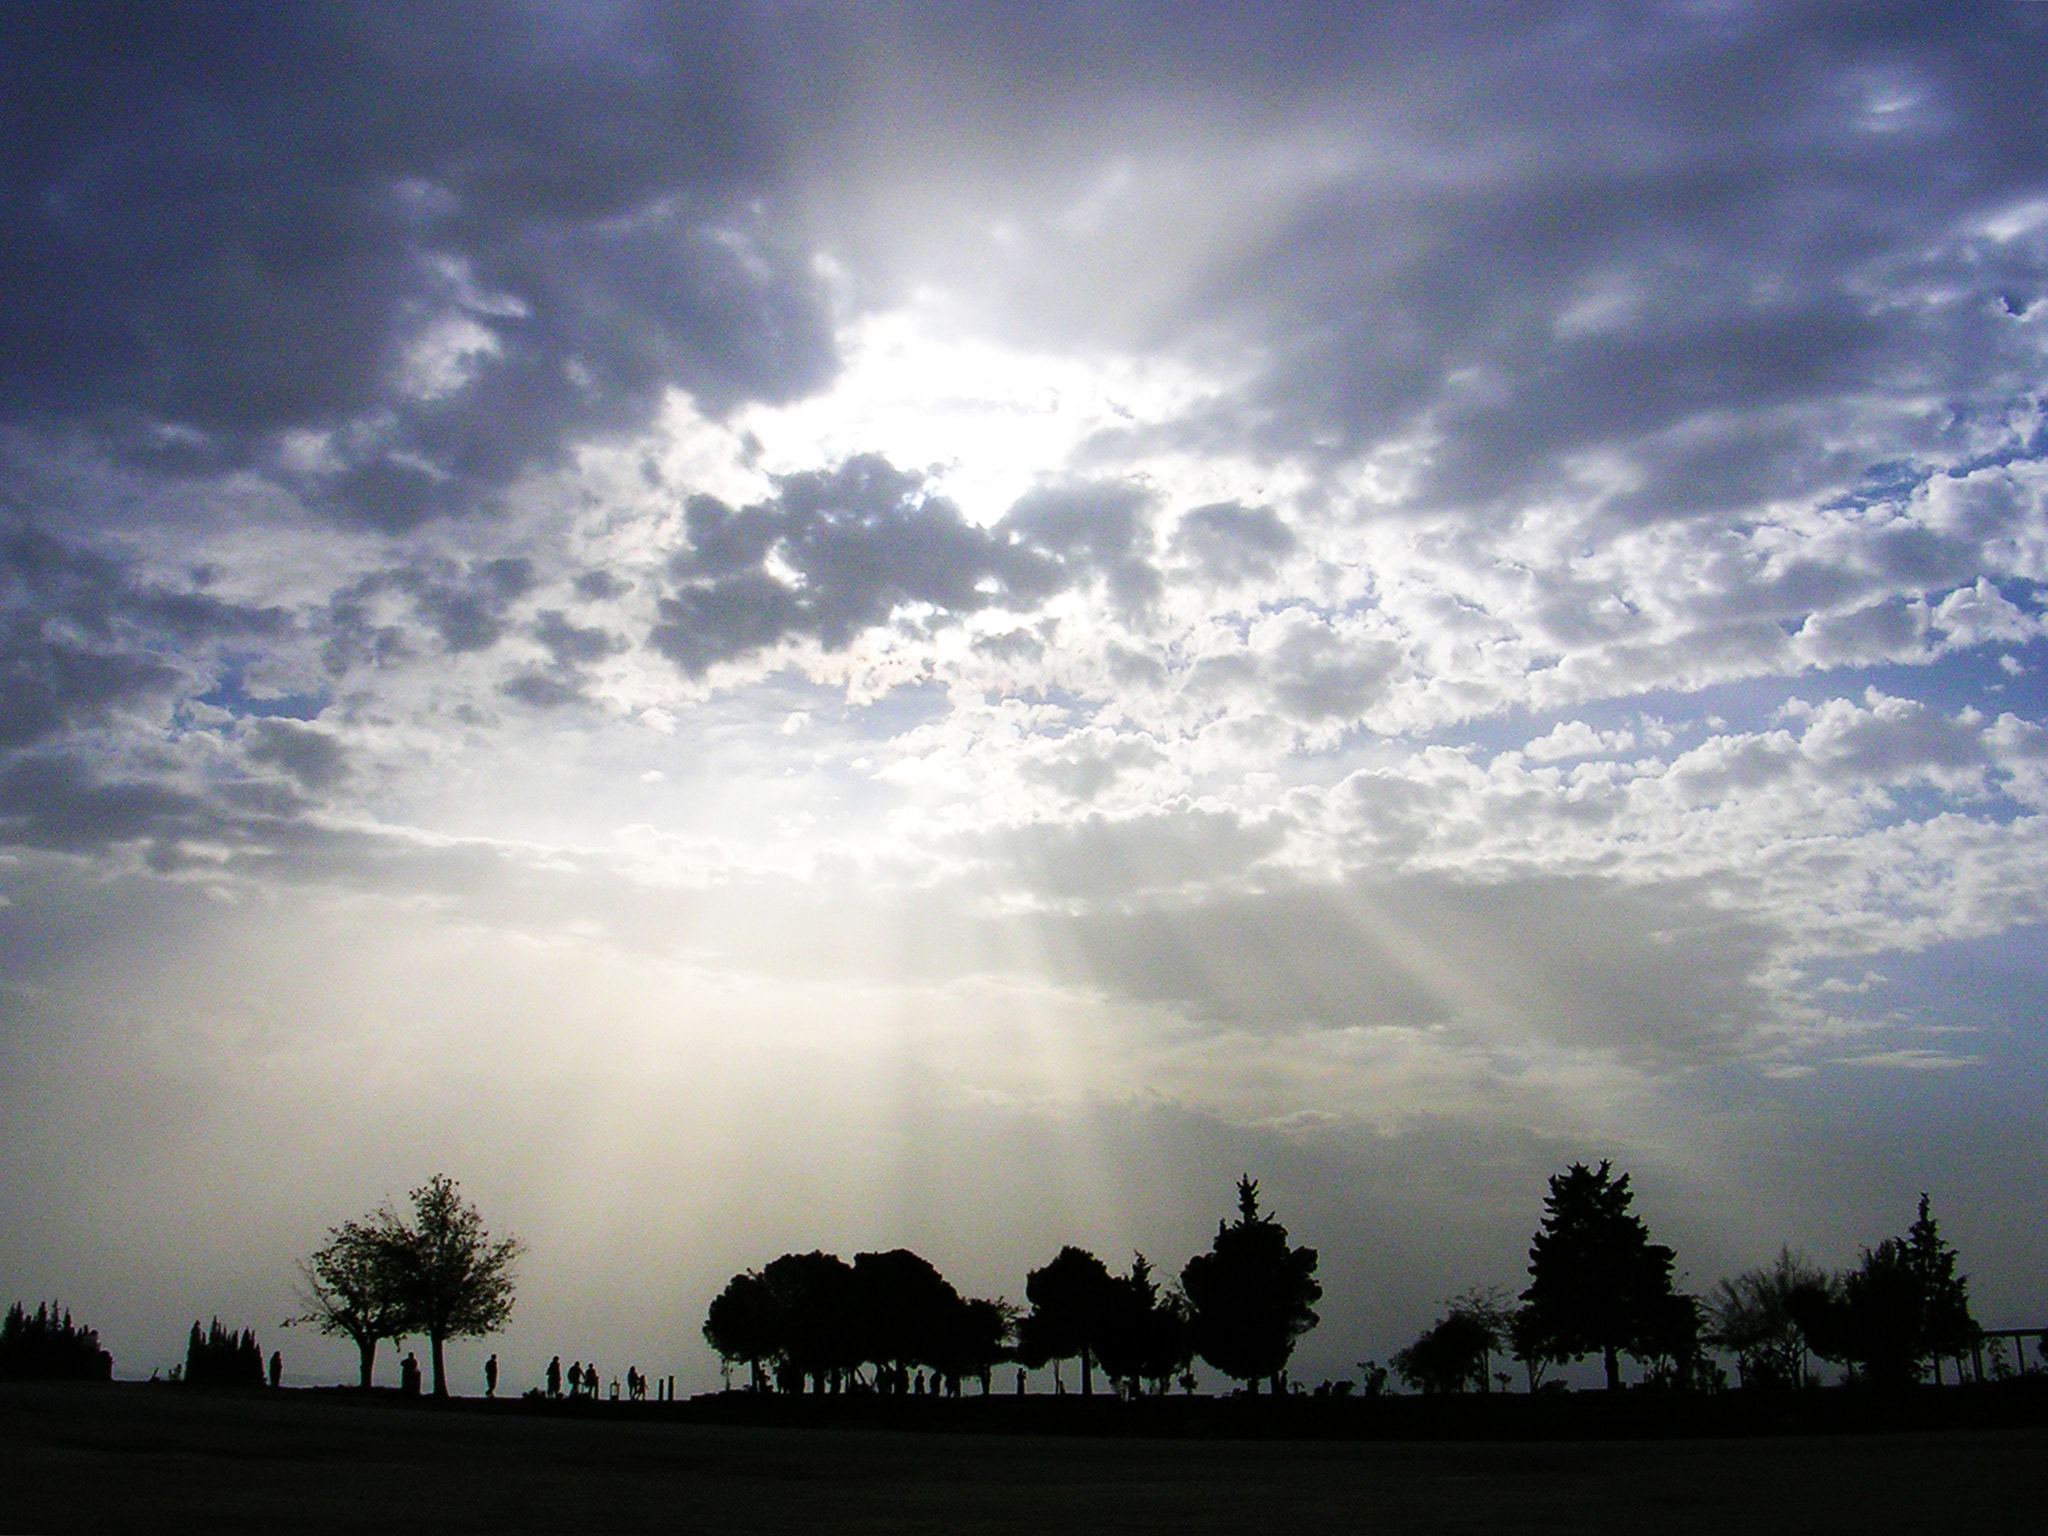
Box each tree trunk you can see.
[1081,1349,1093,1396]
[1603,1344,1621,1392]
[430,1332,449,1398]
[356,1335,378,1391]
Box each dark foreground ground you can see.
[3,1381,2043,1534]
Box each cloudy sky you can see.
[4,1,2047,1390]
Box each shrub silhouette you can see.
[0,1301,113,1382]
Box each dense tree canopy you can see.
[1093,1254,1193,1397]
[704,1247,1010,1395]
[1020,1246,1117,1396]
[1518,1160,1677,1392]
[1180,1177,1321,1393]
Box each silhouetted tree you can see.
[1805,1195,1977,1389]
[1093,1254,1193,1397]
[1897,1194,1978,1383]
[1519,1160,1676,1391]
[1022,1245,1117,1396]
[1709,1248,1831,1390]
[382,1175,523,1398]
[1392,1289,1510,1395]
[928,1295,1016,1395]
[0,1301,112,1382]
[1634,1290,1709,1390]
[1392,1313,1491,1394]
[292,1217,415,1389]
[711,1247,1006,1395]
[759,1250,860,1392]
[853,1248,961,1391]
[703,1270,782,1390]
[1180,1176,1322,1393]
[1508,1303,1558,1392]
[184,1317,265,1388]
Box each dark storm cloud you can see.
[244,719,347,791]
[0,1,837,530]
[323,554,534,669]
[0,521,289,748]
[9,1,2047,548]
[1157,3,2048,521]
[0,753,209,856]
[533,610,626,669]
[650,455,1158,674]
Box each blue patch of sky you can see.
[1824,409,2048,512]
[196,666,326,721]
[1418,633,2048,763]
[841,676,955,741]
[1790,923,2048,1081]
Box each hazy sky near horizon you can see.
[4,1,2048,1390]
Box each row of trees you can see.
[704,1177,1325,1396]
[292,1175,523,1398]
[182,1317,267,1388]
[0,1301,113,1382]
[1390,1164,1995,1395]
[1709,1196,1976,1390]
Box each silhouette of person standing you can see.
[401,1352,421,1397]
[547,1355,562,1399]
[568,1361,583,1398]
[268,1350,282,1389]
[484,1353,498,1398]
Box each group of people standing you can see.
[543,1354,675,1402]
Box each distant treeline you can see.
[708,1165,2043,1400]
[0,1301,112,1382]
[1388,1169,2016,1395]
[6,1164,2038,1400]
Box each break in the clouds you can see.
[4,2,2047,1387]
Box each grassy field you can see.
[3,1381,2041,1533]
